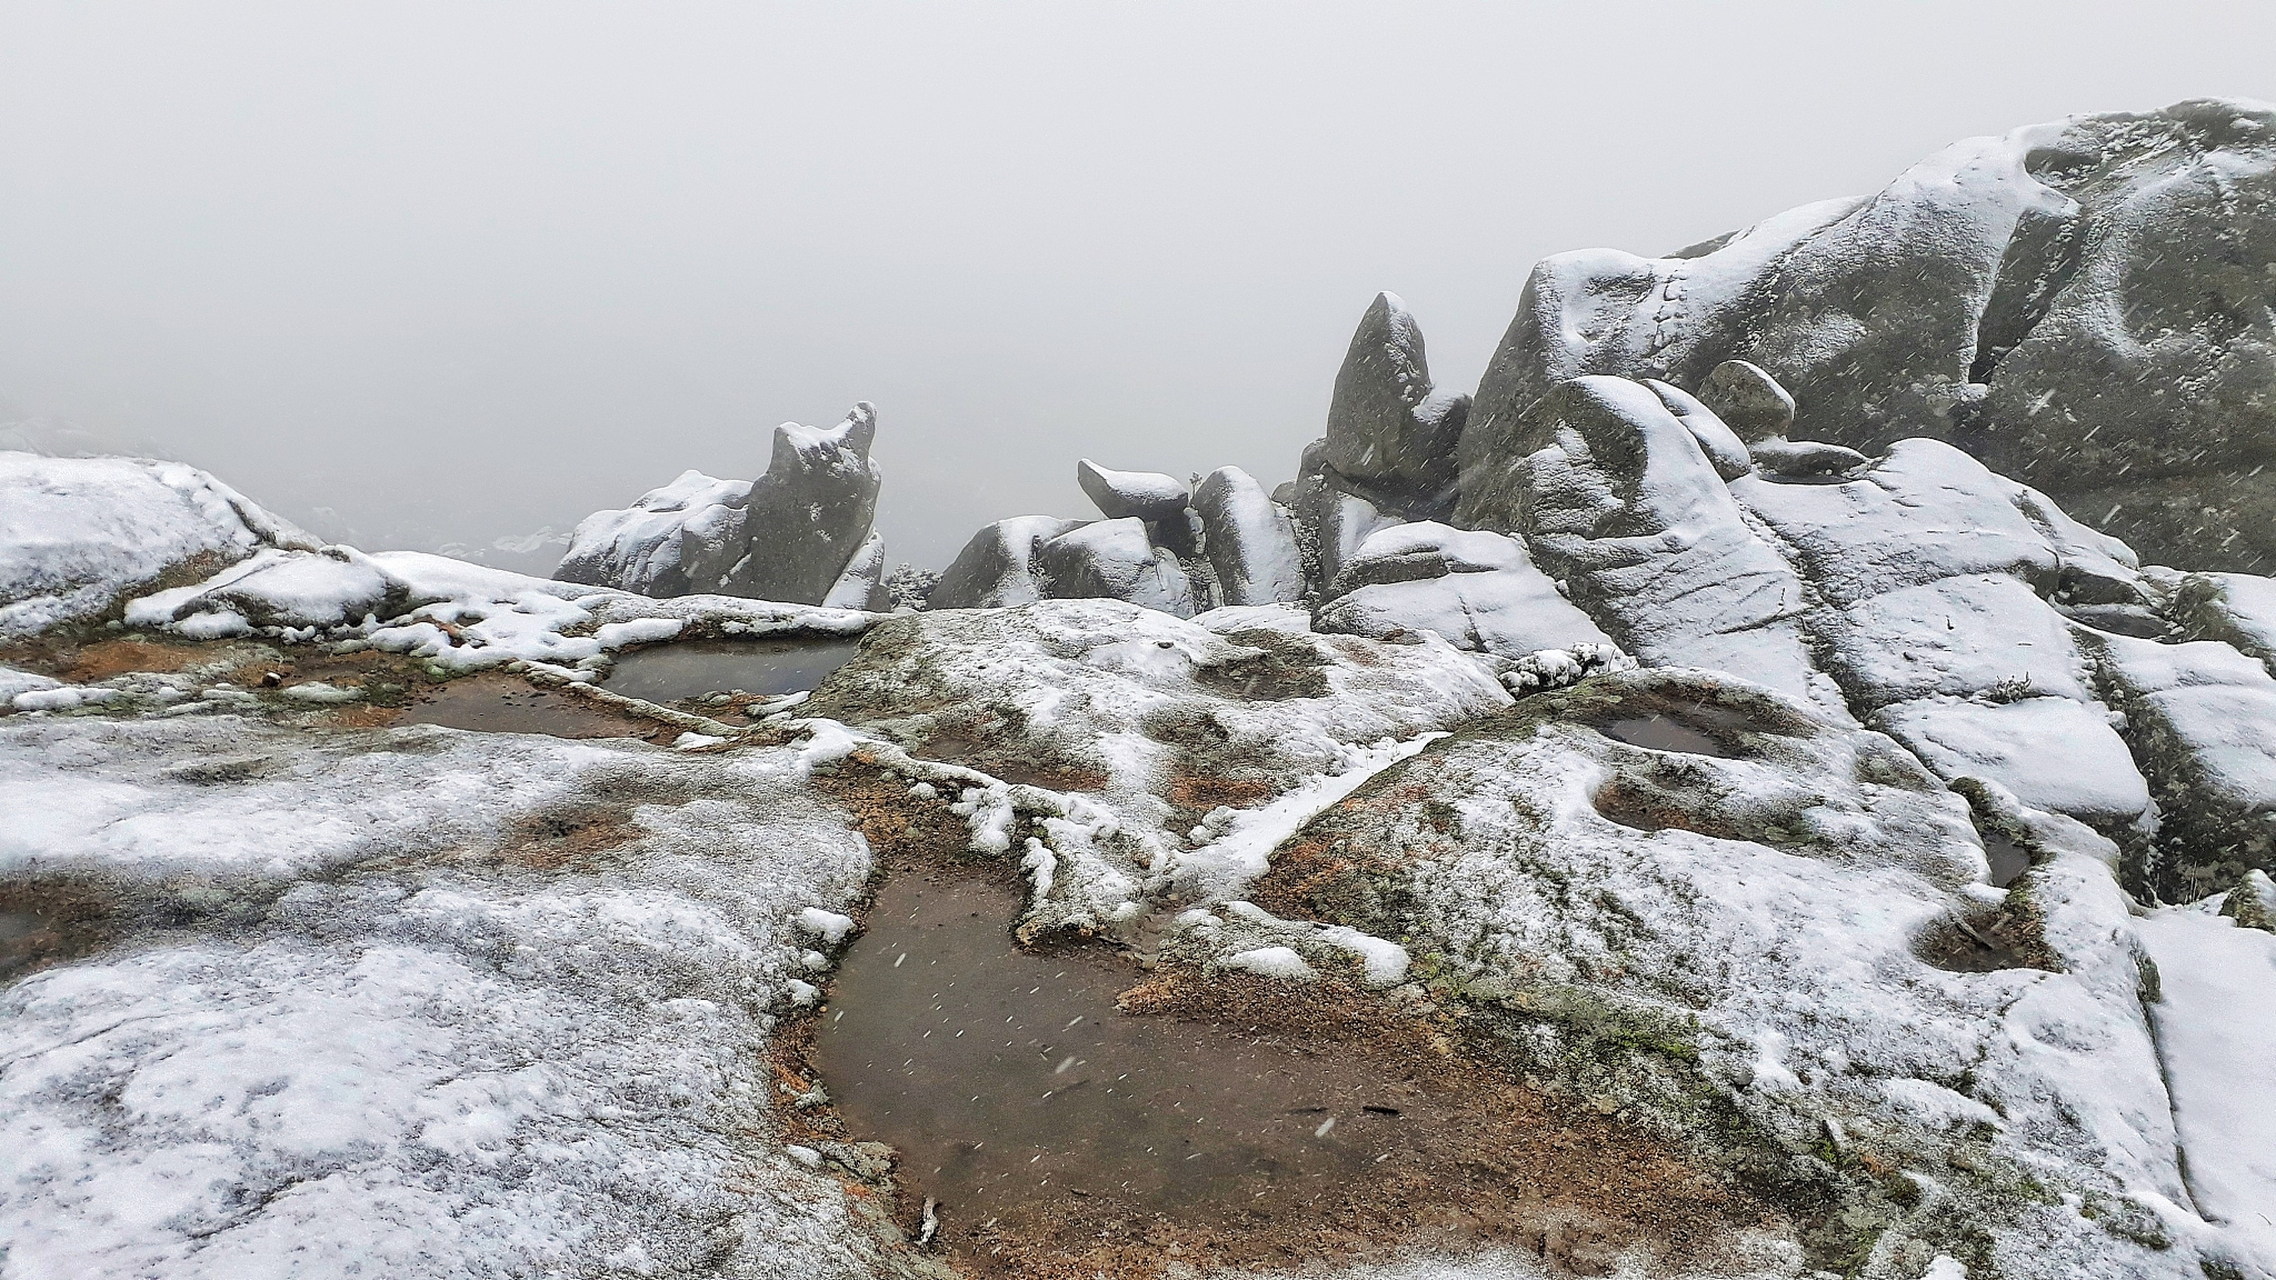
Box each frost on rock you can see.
[1461,98,2276,573]
[1258,667,2251,1278]
[1321,292,1471,515]
[1313,521,1612,660]
[0,452,316,638]
[2135,902,2276,1267]
[1459,376,1845,718]
[1074,458,1189,524]
[107,545,877,679]
[927,515,1087,610]
[800,599,1509,934]
[0,713,928,1279]
[1192,465,1303,606]
[1033,517,1198,619]
[556,402,884,605]
[2079,628,2276,900]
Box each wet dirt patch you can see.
[1193,631,1332,701]
[397,673,674,742]
[791,763,1778,1276]
[912,728,1112,793]
[504,802,645,871]
[603,636,862,704]
[0,634,251,683]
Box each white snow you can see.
[0,452,313,637]
[2136,905,2276,1264]
[1222,946,1315,980]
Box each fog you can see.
[4,2,2272,570]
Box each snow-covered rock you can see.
[1313,522,1612,659]
[1464,375,1843,717]
[556,402,884,605]
[0,713,928,1279]
[1463,98,2276,573]
[1696,359,1796,444]
[1192,466,1302,606]
[1073,458,1188,524]
[801,598,1510,932]
[927,515,1087,610]
[2081,629,2276,900]
[1033,517,1198,618]
[1321,292,1470,513]
[0,452,315,638]
[1262,666,2249,1278]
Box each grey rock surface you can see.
[1191,466,1303,607]
[1322,293,1469,513]
[556,403,883,604]
[1696,359,1796,443]
[1311,521,1612,658]
[1463,99,2276,572]
[1075,459,1189,523]
[927,515,1087,610]
[1034,517,1197,618]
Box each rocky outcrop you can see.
[1463,99,2276,573]
[928,515,1087,610]
[1312,521,1611,659]
[1032,518,1197,618]
[0,452,318,638]
[1258,668,2206,1277]
[1191,466,1302,606]
[556,403,884,605]
[1320,292,1470,514]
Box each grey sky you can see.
[4,2,2273,568]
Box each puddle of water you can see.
[1984,834,2031,888]
[603,637,860,704]
[0,906,91,982]
[1598,713,1735,757]
[400,674,659,739]
[815,872,1474,1239]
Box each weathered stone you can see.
[2222,868,2276,932]
[1075,459,1189,523]
[1322,292,1469,511]
[927,515,1087,610]
[1696,360,1796,444]
[1034,517,1196,618]
[1192,466,1303,607]
[557,403,883,605]
[1312,521,1611,658]
[1462,100,2276,572]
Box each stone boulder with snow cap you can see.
[556,401,884,605]
[1463,98,2276,573]
[927,515,1089,610]
[1075,458,1189,524]
[1313,521,1613,659]
[1033,517,1197,618]
[1321,292,1470,514]
[1191,465,1303,607]
[0,451,318,638]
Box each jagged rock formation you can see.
[929,461,1304,617]
[1463,99,2276,573]
[1319,292,1471,514]
[556,403,885,606]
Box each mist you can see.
[4,1,2272,569]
